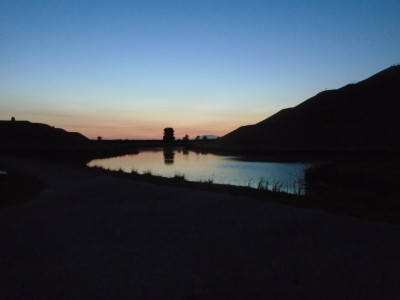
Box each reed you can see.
[202,174,214,184]
[256,177,266,189]
[254,176,306,195]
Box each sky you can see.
[1,0,399,139]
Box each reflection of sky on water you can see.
[88,150,313,194]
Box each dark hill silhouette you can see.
[0,120,92,154]
[0,120,140,159]
[217,65,400,153]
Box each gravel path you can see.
[1,156,399,299]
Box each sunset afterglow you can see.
[1,1,399,139]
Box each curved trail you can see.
[1,156,399,299]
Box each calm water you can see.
[88,149,313,194]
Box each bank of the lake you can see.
[84,147,400,220]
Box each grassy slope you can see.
[305,161,400,216]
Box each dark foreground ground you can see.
[1,156,399,299]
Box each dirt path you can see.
[1,156,399,299]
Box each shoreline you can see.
[2,154,399,224]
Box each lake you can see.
[87,148,314,194]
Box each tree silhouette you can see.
[182,134,189,141]
[163,128,175,142]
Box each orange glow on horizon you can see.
[64,124,234,140]
[1,109,272,140]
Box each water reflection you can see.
[87,149,313,194]
[163,149,175,165]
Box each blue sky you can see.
[1,0,399,139]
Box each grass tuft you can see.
[143,170,153,176]
[173,172,186,180]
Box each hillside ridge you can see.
[218,65,400,152]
